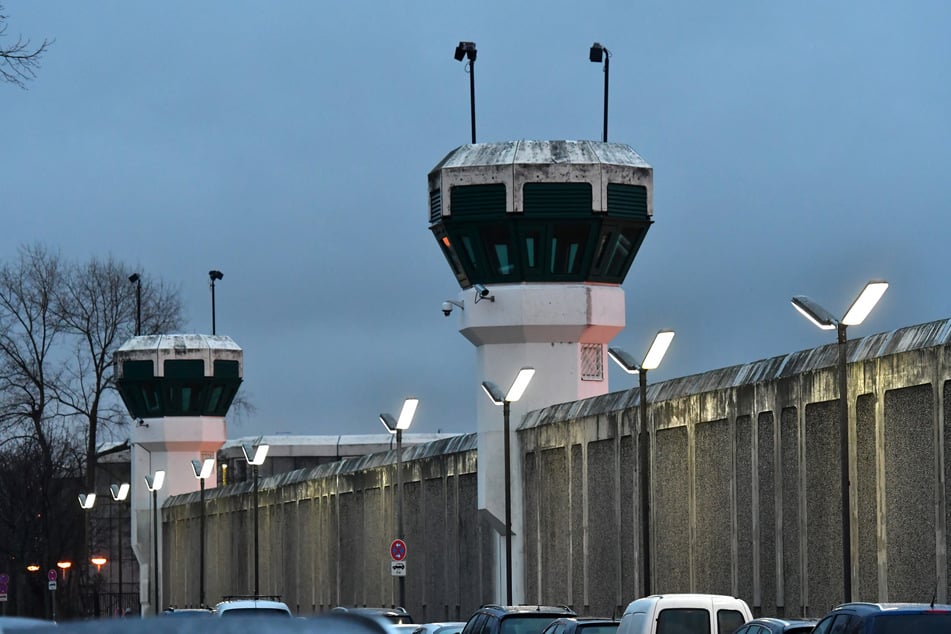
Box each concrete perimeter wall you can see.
[163,318,951,620]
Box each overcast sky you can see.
[4,2,950,439]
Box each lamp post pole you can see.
[637,368,651,595]
[609,330,675,597]
[253,463,260,597]
[396,427,405,608]
[152,487,159,611]
[380,398,418,609]
[241,442,268,599]
[791,280,887,603]
[110,483,129,614]
[837,321,851,602]
[502,399,513,605]
[482,369,534,606]
[200,474,206,606]
[145,471,165,615]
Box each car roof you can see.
[830,602,951,615]
[477,605,576,616]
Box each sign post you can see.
[0,573,8,615]
[48,570,57,621]
[390,539,407,577]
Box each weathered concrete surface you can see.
[163,318,951,620]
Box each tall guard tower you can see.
[114,334,242,614]
[429,139,653,602]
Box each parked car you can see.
[733,617,816,634]
[541,617,619,634]
[412,622,466,634]
[617,594,752,634]
[461,605,576,634]
[331,607,414,625]
[159,607,215,617]
[810,602,951,633]
[213,597,293,617]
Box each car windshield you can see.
[578,625,619,634]
[873,613,951,634]
[220,608,291,617]
[501,615,567,634]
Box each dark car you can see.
[733,617,816,634]
[541,617,619,634]
[810,602,951,633]
[461,605,577,634]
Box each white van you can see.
[617,594,752,634]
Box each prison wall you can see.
[163,318,951,620]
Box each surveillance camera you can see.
[442,301,453,317]
[474,284,490,298]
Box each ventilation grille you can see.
[580,344,604,381]
[429,188,442,223]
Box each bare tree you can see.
[55,256,184,492]
[0,244,66,469]
[0,3,51,88]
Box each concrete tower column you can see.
[114,334,243,614]
[428,140,654,603]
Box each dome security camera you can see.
[442,301,453,317]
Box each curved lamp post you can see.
[481,368,535,605]
[380,397,419,609]
[453,41,478,143]
[609,329,675,596]
[589,42,610,142]
[110,483,129,614]
[144,470,165,614]
[791,279,887,602]
[191,458,215,607]
[242,442,269,597]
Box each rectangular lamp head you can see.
[192,458,215,480]
[506,368,536,402]
[481,380,505,405]
[110,483,130,501]
[791,295,837,330]
[145,470,165,492]
[842,280,888,326]
[242,443,269,466]
[642,330,675,371]
[396,397,419,430]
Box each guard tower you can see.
[429,139,653,602]
[114,334,243,614]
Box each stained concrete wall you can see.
[163,319,951,620]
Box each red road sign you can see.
[390,539,407,561]
[48,569,57,582]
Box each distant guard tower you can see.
[429,139,653,602]
[114,334,243,614]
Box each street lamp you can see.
[481,368,535,605]
[454,41,478,144]
[144,470,166,614]
[191,457,215,607]
[110,483,129,614]
[380,397,419,609]
[609,330,675,597]
[589,42,610,142]
[78,493,96,510]
[128,273,141,336]
[209,270,223,335]
[242,442,269,597]
[791,279,887,602]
